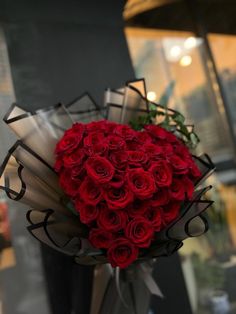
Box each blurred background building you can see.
[124,1,236,313]
[0,0,236,314]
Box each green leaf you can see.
[128,80,200,149]
[172,112,185,124]
[149,103,157,111]
[190,132,200,146]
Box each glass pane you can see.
[125,28,234,164]
[209,33,236,137]
[125,27,236,314]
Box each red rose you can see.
[88,143,109,156]
[149,160,172,187]
[114,124,137,141]
[86,156,115,184]
[161,143,174,156]
[170,179,185,201]
[98,209,128,232]
[109,151,128,170]
[107,135,126,151]
[109,172,125,188]
[126,141,143,151]
[83,132,108,156]
[127,199,151,217]
[84,132,104,146]
[59,169,81,197]
[75,201,98,224]
[78,177,102,205]
[63,148,86,168]
[189,160,202,178]
[162,202,181,225]
[55,129,84,155]
[71,122,85,133]
[85,120,108,133]
[169,155,189,174]
[103,121,117,134]
[64,178,81,198]
[104,184,133,210]
[64,123,85,137]
[144,124,169,140]
[174,144,190,156]
[165,131,179,143]
[89,228,114,249]
[70,165,86,180]
[136,131,153,144]
[144,207,162,231]
[84,129,105,155]
[125,217,154,248]
[96,201,108,211]
[143,143,163,159]
[58,168,70,190]
[127,151,148,167]
[151,188,170,206]
[54,158,63,173]
[107,238,139,268]
[183,176,194,199]
[128,169,156,199]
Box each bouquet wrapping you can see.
[0,79,215,313]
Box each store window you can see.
[208,34,236,137]
[125,27,236,314]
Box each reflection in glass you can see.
[126,27,236,314]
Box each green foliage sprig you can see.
[129,81,200,149]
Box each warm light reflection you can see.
[170,45,182,58]
[180,55,192,67]
[184,37,197,49]
[147,91,157,101]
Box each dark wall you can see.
[0,0,134,110]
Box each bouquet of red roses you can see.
[0,79,215,312]
[55,119,202,268]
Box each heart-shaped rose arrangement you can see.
[55,120,201,268]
